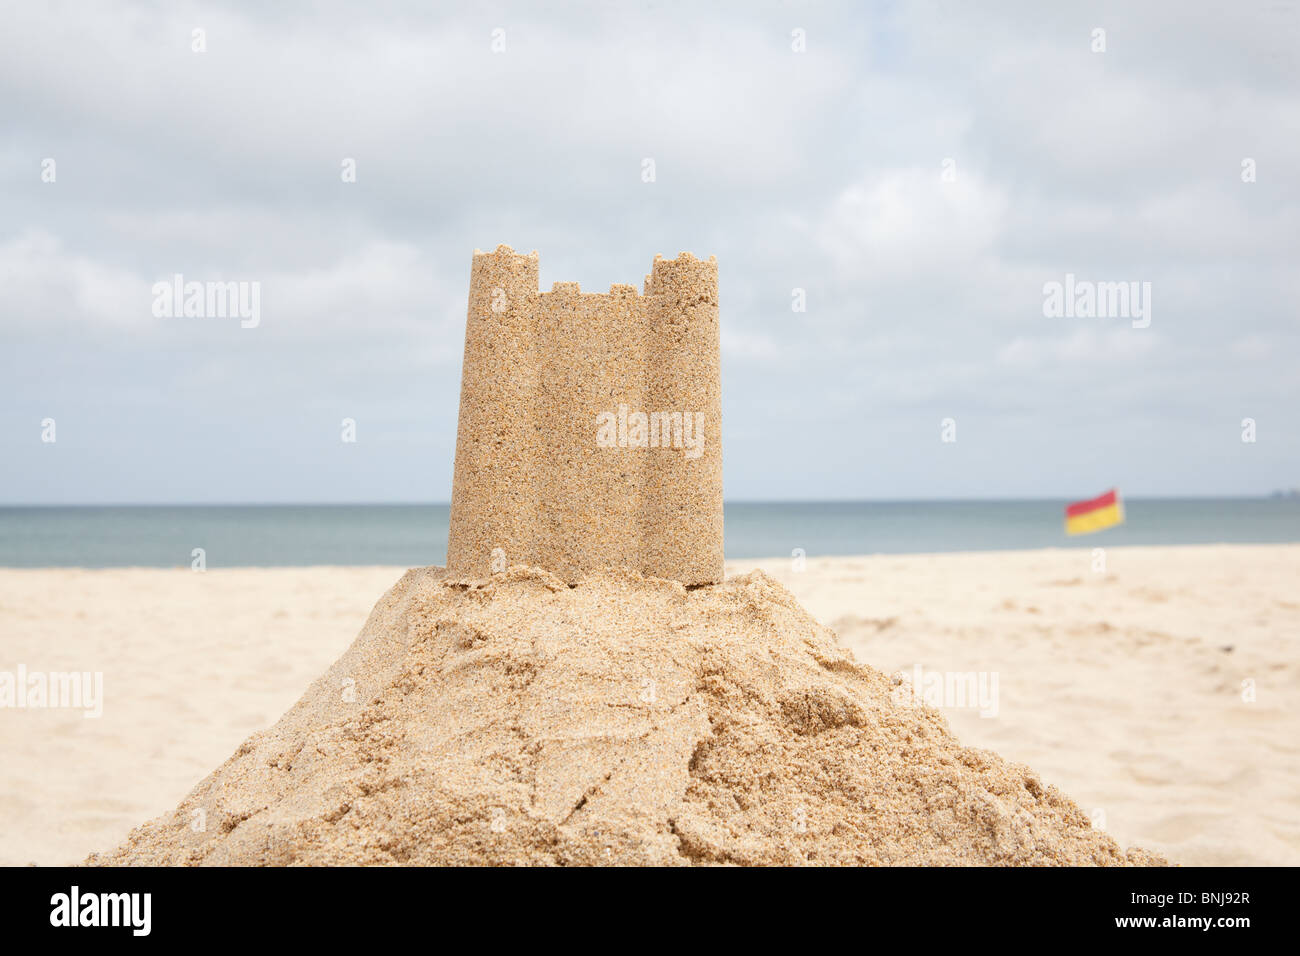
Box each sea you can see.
[1,498,1298,568]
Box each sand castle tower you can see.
[446,245,723,585]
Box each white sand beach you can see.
[1,545,1296,866]
[732,545,1300,867]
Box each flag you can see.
[1065,488,1124,536]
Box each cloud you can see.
[0,232,148,332]
[1,0,1296,502]
[996,328,1161,369]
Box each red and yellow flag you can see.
[1065,488,1124,536]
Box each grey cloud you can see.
[1,0,1296,503]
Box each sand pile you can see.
[92,567,1163,866]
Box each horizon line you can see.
[2,494,1296,509]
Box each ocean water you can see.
[1,499,1297,568]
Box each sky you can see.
[1,0,1297,504]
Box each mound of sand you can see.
[92,568,1164,866]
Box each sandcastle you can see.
[446,245,724,585]
[91,246,1167,868]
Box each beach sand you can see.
[0,567,403,867]
[0,545,1295,865]
[731,545,1300,866]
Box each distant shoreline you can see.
[4,499,1298,568]
[1,494,1293,508]
[1,540,1298,573]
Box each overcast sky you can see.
[2,0,1297,504]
